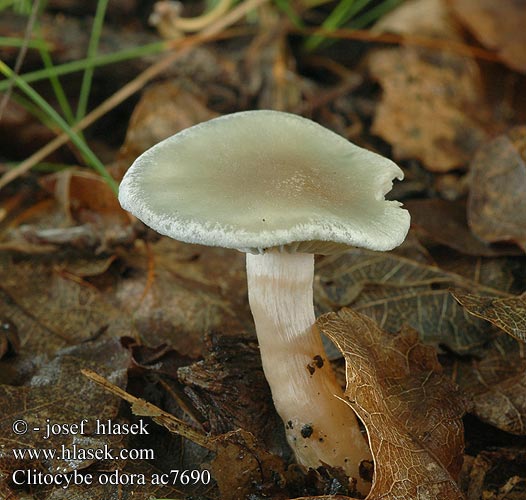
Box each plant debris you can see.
[1,0,526,497]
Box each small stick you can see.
[81,368,215,451]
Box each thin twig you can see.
[0,0,42,120]
[81,369,215,451]
[0,0,269,191]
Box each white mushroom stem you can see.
[246,251,372,493]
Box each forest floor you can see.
[0,1,526,499]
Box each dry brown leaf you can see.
[369,0,490,172]
[452,290,526,343]
[461,449,526,499]
[451,334,526,435]
[467,126,526,251]
[405,199,522,257]
[0,254,134,358]
[40,169,128,225]
[118,81,218,163]
[1,172,140,254]
[84,369,352,499]
[315,249,505,355]
[318,308,467,499]
[115,239,251,357]
[242,17,315,112]
[429,252,526,296]
[447,0,526,73]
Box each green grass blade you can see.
[349,0,403,28]
[0,36,49,50]
[13,0,31,15]
[304,0,375,51]
[0,0,16,11]
[76,0,109,121]
[37,31,76,124]
[0,41,167,92]
[273,0,304,28]
[10,91,52,126]
[0,60,118,194]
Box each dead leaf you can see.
[467,126,526,251]
[452,290,526,343]
[242,18,315,111]
[118,81,218,163]
[450,334,526,435]
[461,449,526,499]
[84,369,354,499]
[40,169,128,222]
[406,199,522,257]
[1,173,141,254]
[0,254,135,358]
[429,253,526,297]
[369,0,490,172]
[447,0,526,73]
[318,308,467,499]
[115,239,251,357]
[315,249,506,355]
[471,369,526,436]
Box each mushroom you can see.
[118,110,410,494]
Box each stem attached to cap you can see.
[246,251,372,494]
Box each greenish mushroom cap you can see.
[119,110,410,254]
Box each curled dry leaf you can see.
[318,308,467,499]
[452,290,526,343]
[40,169,126,222]
[467,126,526,252]
[1,169,140,254]
[369,0,490,172]
[447,0,526,73]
